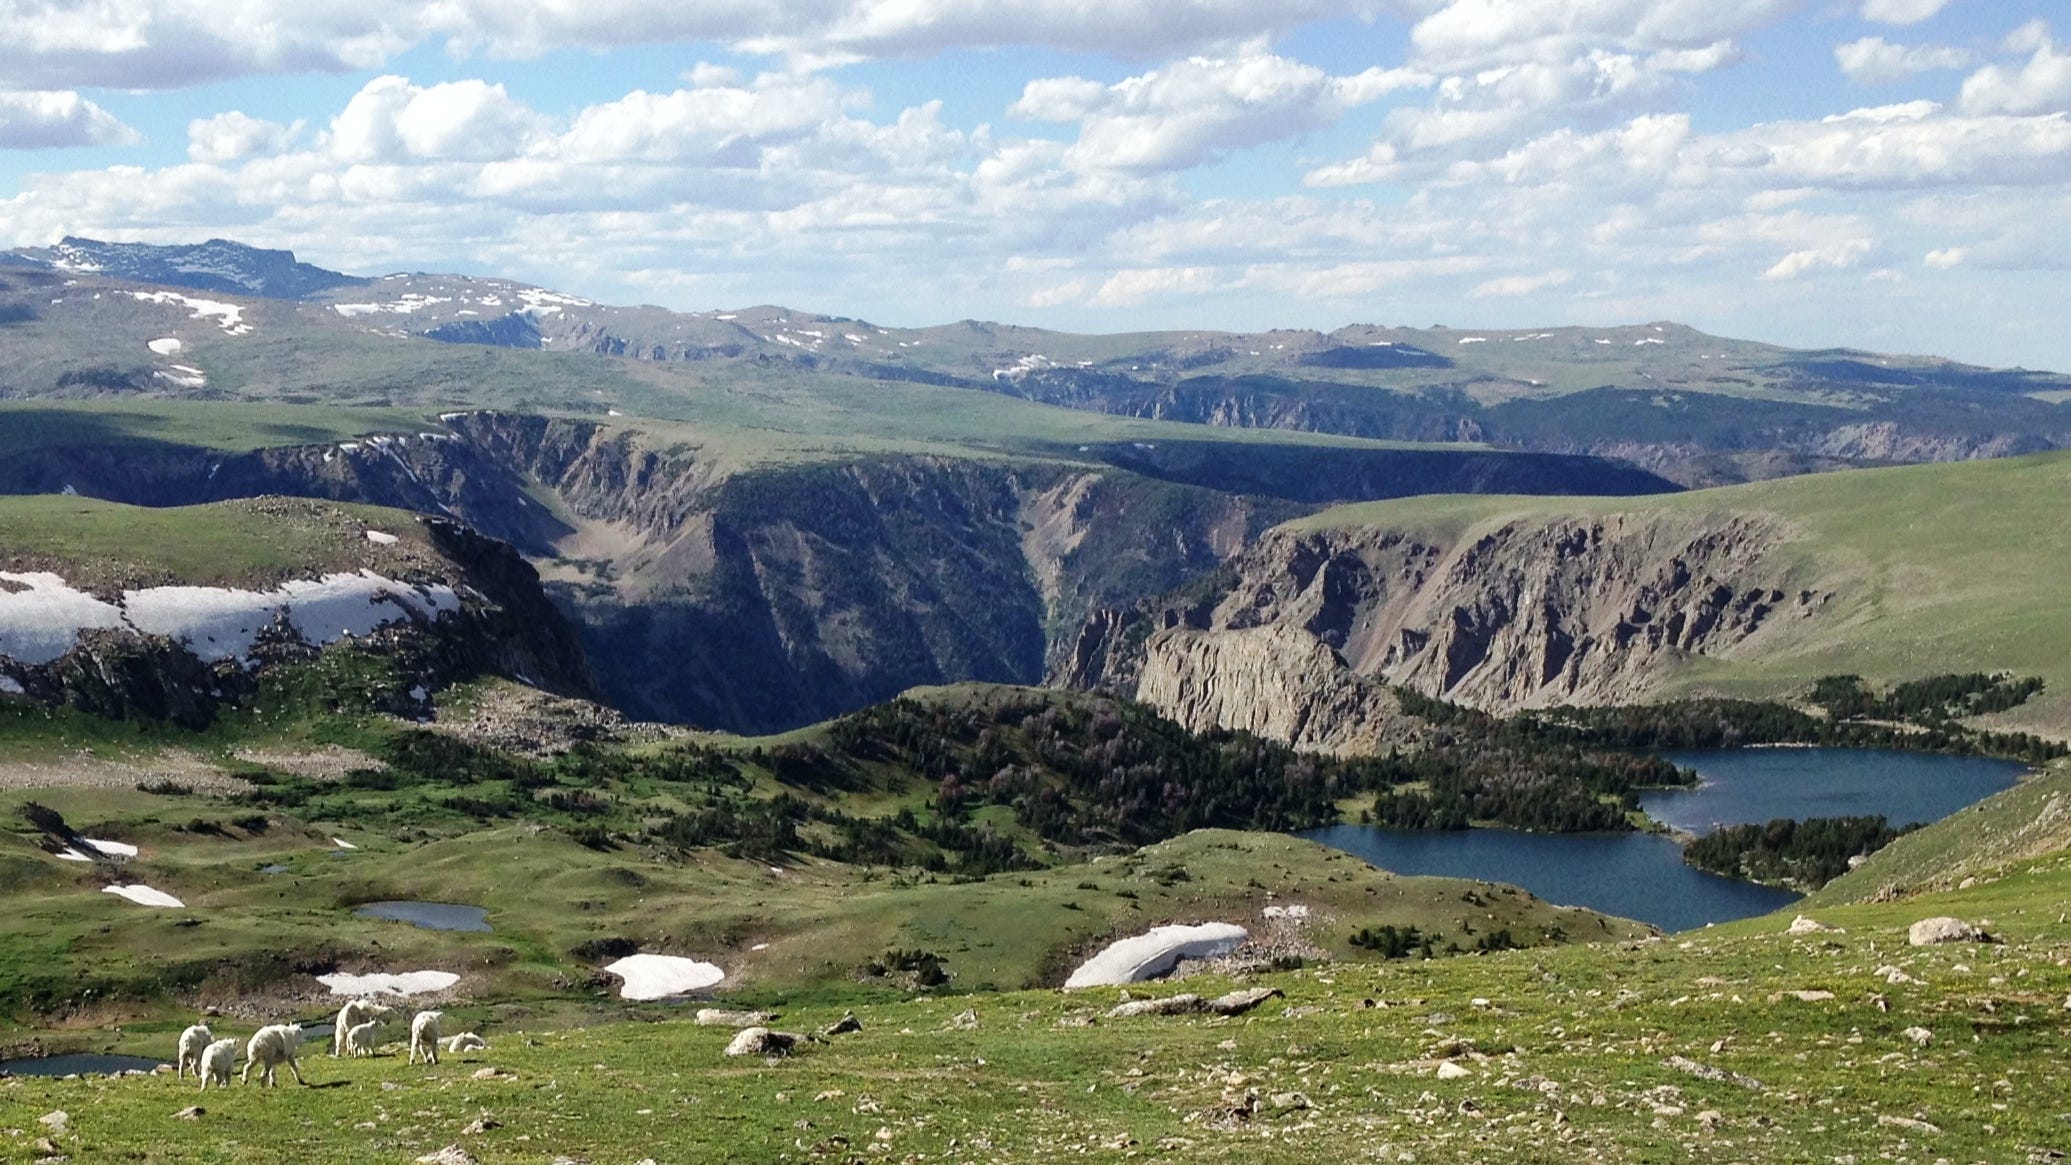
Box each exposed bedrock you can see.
[1073,513,1834,749]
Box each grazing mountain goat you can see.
[444,1032,486,1055]
[242,1023,307,1086]
[409,1010,443,1065]
[198,1038,239,1090]
[333,998,395,1056]
[345,1020,383,1057]
[176,1023,213,1080]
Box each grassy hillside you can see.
[4,835,2064,1163]
[1287,450,2071,733]
[0,495,444,592]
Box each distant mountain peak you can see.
[9,236,368,300]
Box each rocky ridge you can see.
[1073,510,1834,746]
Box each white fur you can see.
[443,1032,485,1054]
[408,1010,443,1065]
[242,1023,306,1086]
[176,1022,213,1080]
[333,998,394,1056]
[198,1038,239,1090]
[345,1020,382,1057]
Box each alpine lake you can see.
[1303,747,2029,932]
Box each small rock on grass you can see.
[416,1147,479,1165]
[1435,1061,1472,1080]
[1908,917,1985,946]
[1902,1027,1934,1046]
[38,1112,67,1132]
[725,1027,799,1057]
[171,1106,204,1120]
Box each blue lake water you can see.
[0,1052,166,1077]
[1300,824,1801,933]
[1644,747,2026,834]
[1304,748,2026,933]
[354,901,492,932]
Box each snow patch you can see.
[1063,923,1247,988]
[1262,904,1309,920]
[364,530,399,545]
[604,954,726,1000]
[331,837,358,850]
[123,291,251,336]
[147,337,183,355]
[0,570,459,667]
[53,848,92,862]
[0,673,22,695]
[103,884,184,908]
[1457,336,1488,345]
[317,970,458,997]
[82,838,138,857]
[1633,337,1665,346]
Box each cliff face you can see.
[1078,511,1835,747]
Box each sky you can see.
[2,1,2069,370]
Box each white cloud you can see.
[0,1,1385,88]
[1762,239,1872,279]
[0,89,138,149]
[1091,266,1221,306]
[188,111,301,162]
[1011,49,1428,174]
[1959,25,2071,115]
[1834,37,1972,85]
[1406,0,1799,72]
[326,76,541,163]
[1859,0,1948,25]
[1469,268,1572,296]
[1924,245,1966,267]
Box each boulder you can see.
[1907,917,1984,946]
[1106,995,1205,1019]
[1207,987,1283,1016]
[724,1027,799,1057]
[1786,915,1837,935]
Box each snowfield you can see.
[317,970,460,997]
[603,954,726,1000]
[0,570,460,667]
[1063,922,1248,988]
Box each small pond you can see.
[354,901,492,932]
[0,1053,167,1077]
[1644,747,2028,834]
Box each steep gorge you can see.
[0,410,1689,733]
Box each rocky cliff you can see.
[1075,509,1836,748]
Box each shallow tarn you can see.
[0,1052,166,1077]
[353,901,492,932]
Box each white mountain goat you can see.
[175,1022,212,1080]
[443,1032,486,1054]
[198,1038,239,1090]
[409,1010,443,1065]
[241,1023,307,1086]
[333,998,395,1056]
[345,1020,383,1057]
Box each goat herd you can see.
[171,999,487,1089]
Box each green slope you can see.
[1288,450,2071,732]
